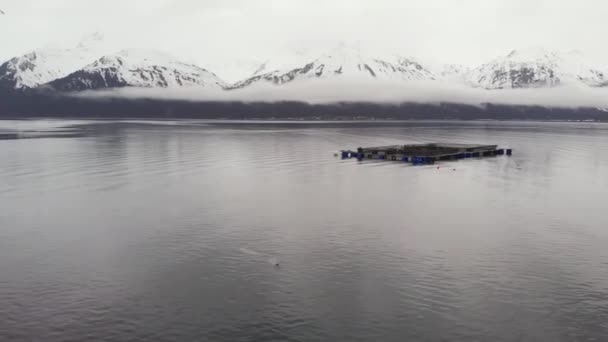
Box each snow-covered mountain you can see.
[394,56,435,79]
[3,35,608,95]
[466,47,608,89]
[0,33,107,90]
[47,49,227,91]
[231,45,435,89]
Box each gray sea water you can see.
[1,120,608,341]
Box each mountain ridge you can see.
[0,33,109,90]
[465,47,608,89]
[230,45,436,89]
[2,40,608,93]
[46,49,227,91]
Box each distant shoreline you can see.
[0,117,606,124]
[1,91,607,121]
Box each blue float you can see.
[412,156,426,165]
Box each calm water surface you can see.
[1,120,608,341]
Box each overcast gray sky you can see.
[1,0,607,67]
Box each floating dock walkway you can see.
[341,143,512,165]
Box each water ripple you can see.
[1,120,608,341]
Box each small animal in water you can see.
[269,257,280,267]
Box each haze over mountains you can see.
[1,33,608,112]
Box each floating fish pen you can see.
[341,143,512,165]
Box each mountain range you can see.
[46,49,226,91]
[465,48,607,89]
[1,34,607,94]
[230,46,435,89]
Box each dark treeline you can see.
[1,90,607,121]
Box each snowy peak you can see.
[85,49,182,70]
[466,48,560,89]
[231,45,435,88]
[0,33,109,89]
[394,56,435,79]
[0,48,101,90]
[467,47,608,89]
[48,49,227,91]
[298,45,434,81]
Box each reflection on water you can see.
[1,120,608,341]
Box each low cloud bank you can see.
[75,79,608,109]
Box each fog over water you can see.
[80,80,608,108]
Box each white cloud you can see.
[74,80,608,109]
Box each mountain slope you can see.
[466,48,608,89]
[231,45,435,89]
[47,49,227,91]
[0,33,107,90]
